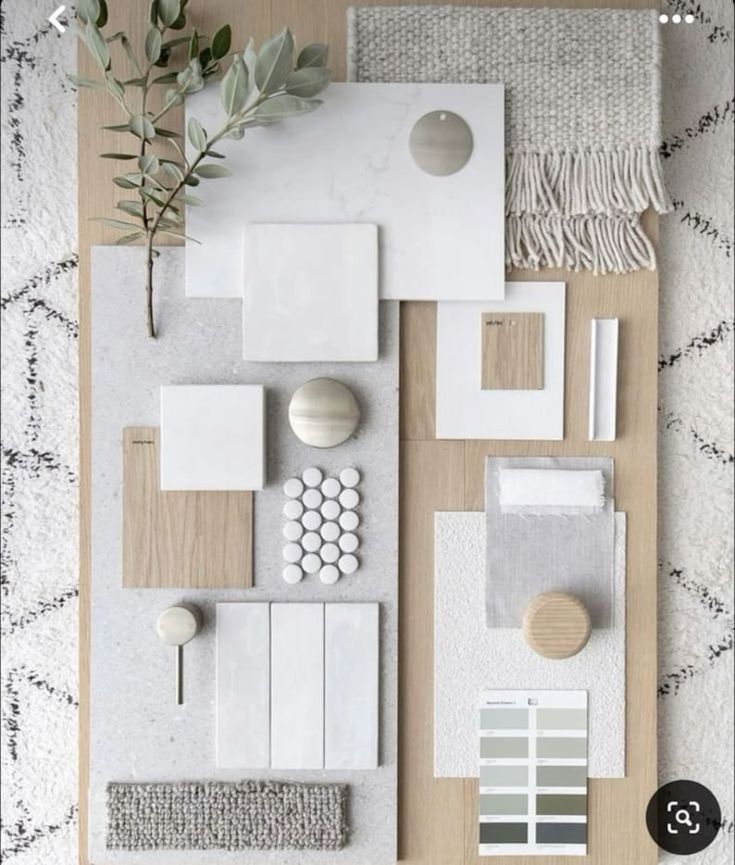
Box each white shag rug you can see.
[0,2,732,863]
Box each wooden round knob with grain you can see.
[522,591,591,659]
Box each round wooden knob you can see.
[522,591,591,659]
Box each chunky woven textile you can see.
[106,782,349,851]
[347,5,672,274]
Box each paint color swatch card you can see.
[478,690,588,856]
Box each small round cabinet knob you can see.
[288,378,361,448]
[522,591,591,660]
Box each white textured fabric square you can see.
[486,457,615,628]
[434,511,626,779]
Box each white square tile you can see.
[270,603,324,770]
[436,283,566,440]
[242,224,378,362]
[186,83,505,301]
[160,384,265,490]
[324,603,379,770]
[215,603,270,769]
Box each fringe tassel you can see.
[506,214,657,276]
[506,145,672,217]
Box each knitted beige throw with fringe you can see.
[347,5,671,275]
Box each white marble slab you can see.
[436,283,565,440]
[160,384,265,490]
[243,223,378,362]
[89,247,399,865]
[325,603,380,770]
[271,603,325,770]
[433,512,626,779]
[216,603,270,769]
[185,82,505,301]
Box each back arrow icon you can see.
[48,5,67,33]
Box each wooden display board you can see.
[78,1,658,863]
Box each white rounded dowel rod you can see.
[302,466,323,488]
[283,543,303,564]
[283,478,304,499]
[283,564,303,585]
[340,467,361,488]
[339,532,359,553]
[321,477,342,499]
[321,499,341,521]
[339,488,360,510]
[321,542,340,564]
[283,521,303,542]
[301,510,322,531]
[283,498,304,520]
[302,532,322,553]
[320,521,340,542]
[320,564,340,585]
[339,510,360,532]
[338,553,359,575]
[302,553,322,574]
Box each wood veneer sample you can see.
[122,427,252,588]
[481,312,544,390]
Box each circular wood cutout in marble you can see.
[409,110,473,176]
[522,591,591,659]
[288,378,361,448]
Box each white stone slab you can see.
[434,512,626,779]
[243,223,378,362]
[185,82,505,301]
[436,283,565,440]
[270,603,325,770]
[589,318,619,441]
[325,603,380,770]
[216,603,270,769]
[160,384,265,490]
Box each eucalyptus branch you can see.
[75,0,330,338]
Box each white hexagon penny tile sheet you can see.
[282,468,362,585]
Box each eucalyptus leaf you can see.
[116,232,145,245]
[156,227,201,243]
[189,29,199,60]
[296,42,329,69]
[68,74,106,90]
[77,0,100,25]
[155,47,171,68]
[163,162,185,182]
[122,77,147,87]
[96,0,108,27]
[204,150,225,159]
[154,127,183,139]
[198,47,213,70]
[164,87,184,106]
[93,217,142,231]
[187,117,207,151]
[169,11,187,30]
[254,28,294,95]
[212,25,231,59]
[105,74,126,101]
[195,163,233,178]
[178,193,204,206]
[120,35,143,76]
[138,154,160,175]
[252,94,321,123]
[129,114,156,141]
[220,57,248,116]
[85,22,110,71]
[149,0,159,24]
[152,72,177,84]
[184,174,200,187]
[285,66,330,98]
[113,176,140,189]
[176,59,203,93]
[145,27,162,63]
[100,152,138,160]
[103,123,131,132]
[162,36,190,48]
[225,125,245,140]
[117,200,145,217]
[157,0,181,27]
[243,37,257,80]
[141,188,167,207]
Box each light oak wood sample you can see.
[79,2,659,864]
[522,591,592,659]
[481,312,544,390]
[122,428,252,589]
